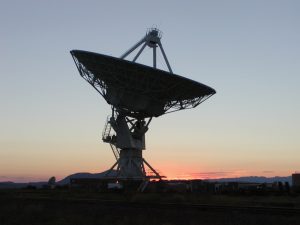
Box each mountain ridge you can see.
[0,173,292,189]
[207,176,292,184]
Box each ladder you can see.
[102,116,120,160]
[102,116,112,142]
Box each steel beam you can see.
[158,41,173,73]
[120,37,146,59]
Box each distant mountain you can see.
[0,181,47,189]
[208,176,292,184]
[0,171,116,189]
[0,171,114,189]
[57,170,117,185]
[0,174,292,189]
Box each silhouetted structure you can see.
[292,173,300,192]
[292,173,300,186]
[70,28,215,190]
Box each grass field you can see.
[1,189,300,225]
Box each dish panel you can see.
[71,50,216,117]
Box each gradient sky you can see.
[1,0,299,182]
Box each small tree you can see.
[47,176,56,189]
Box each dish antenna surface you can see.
[71,28,216,190]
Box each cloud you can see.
[188,171,230,178]
[190,171,229,176]
[262,170,274,174]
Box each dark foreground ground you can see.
[1,189,300,225]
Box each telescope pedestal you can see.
[103,110,162,183]
[106,149,161,180]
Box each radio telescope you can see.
[70,28,216,189]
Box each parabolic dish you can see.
[71,50,216,118]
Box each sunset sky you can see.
[1,0,299,182]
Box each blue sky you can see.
[0,0,299,181]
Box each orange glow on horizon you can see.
[153,162,293,180]
[0,160,295,183]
